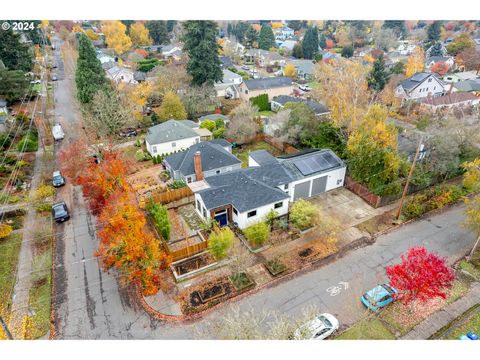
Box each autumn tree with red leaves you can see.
[430,62,449,75]
[57,139,88,184]
[386,247,455,305]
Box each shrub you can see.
[214,119,225,129]
[35,202,52,213]
[200,119,216,132]
[289,199,318,230]
[17,137,38,152]
[250,94,270,112]
[146,200,171,241]
[243,222,270,248]
[0,224,13,239]
[168,180,187,189]
[135,149,148,161]
[35,184,55,201]
[208,227,234,260]
[264,209,279,227]
[0,133,12,149]
[212,127,225,139]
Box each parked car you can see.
[459,331,479,340]
[119,128,138,138]
[30,79,41,84]
[361,284,398,311]
[241,65,250,70]
[52,202,70,223]
[52,170,65,187]
[299,84,311,92]
[52,124,64,141]
[293,313,339,340]
[52,74,58,81]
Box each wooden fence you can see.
[139,187,193,208]
[167,241,209,262]
[345,177,382,208]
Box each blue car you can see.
[459,332,479,340]
[361,284,398,311]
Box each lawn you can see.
[257,110,275,117]
[336,317,395,340]
[233,141,282,168]
[444,306,480,339]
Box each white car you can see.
[293,313,339,340]
[299,84,311,92]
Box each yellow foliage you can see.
[462,158,480,192]
[271,22,284,29]
[364,54,375,63]
[405,47,425,78]
[34,185,55,201]
[283,63,297,78]
[129,22,152,47]
[72,25,84,33]
[0,224,13,239]
[85,29,99,41]
[102,20,132,55]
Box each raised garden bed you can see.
[181,277,234,314]
[172,252,215,276]
[231,225,269,253]
[298,247,314,259]
[264,259,288,277]
[229,272,255,292]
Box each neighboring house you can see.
[396,41,417,56]
[0,99,8,133]
[198,114,230,125]
[163,140,242,183]
[194,148,346,229]
[425,56,455,70]
[133,71,146,82]
[161,44,183,60]
[278,40,297,52]
[214,69,243,98]
[244,49,286,67]
[270,95,329,116]
[274,26,295,41]
[220,56,234,68]
[453,79,480,93]
[318,50,340,62]
[443,71,479,83]
[425,43,448,58]
[145,120,204,156]
[387,118,429,163]
[395,72,447,100]
[419,92,480,110]
[239,76,294,100]
[106,66,137,84]
[285,59,315,80]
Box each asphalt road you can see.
[50,36,477,340]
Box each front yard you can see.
[336,317,395,340]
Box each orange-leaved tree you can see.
[58,139,89,184]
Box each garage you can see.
[293,181,311,201]
[311,176,328,196]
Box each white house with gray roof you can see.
[285,59,315,80]
[395,72,447,100]
[239,76,294,100]
[145,120,203,156]
[193,149,346,229]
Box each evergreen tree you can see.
[427,21,442,43]
[258,25,276,50]
[382,20,407,38]
[227,23,233,36]
[292,42,304,58]
[244,26,258,48]
[302,26,319,59]
[319,33,327,49]
[429,41,444,57]
[146,21,169,45]
[0,69,30,103]
[0,29,32,72]
[182,21,222,86]
[166,21,176,33]
[287,20,303,31]
[341,45,354,58]
[368,55,389,92]
[75,34,108,104]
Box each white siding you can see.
[287,167,346,201]
[248,156,260,167]
[406,77,445,99]
[235,200,289,229]
[146,136,200,156]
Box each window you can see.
[152,146,157,154]
[172,142,176,148]
[233,207,238,215]
[202,208,207,218]
[247,210,257,218]
[245,89,249,94]
[274,202,283,209]
[187,177,192,183]
[284,184,289,190]
[196,200,201,211]
[216,170,221,174]
[336,179,342,185]
[428,78,432,82]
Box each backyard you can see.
[233,140,283,168]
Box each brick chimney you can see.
[194,151,204,181]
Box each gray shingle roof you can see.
[400,72,440,91]
[288,59,315,75]
[454,79,480,92]
[198,114,230,123]
[208,138,231,147]
[145,120,198,145]
[164,141,241,177]
[244,76,293,91]
[198,170,290,212]
[249,150,279,166]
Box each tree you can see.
[446,33,475,56]
[427,21,442,43]
[101,20,132,55]
[129,22,152,47]
[146,20,168,45]
[462,159,480,258]
[405,47,425,78]
[283,63,297,78]
[0,69,29,104]
[456,47,480,71]
[341,45,354,58]
[199,119,216,132]
[182,21,223,86]
[152,64,191,96]
[287,20,303,32]
[368,55,389,92]
[386,247,455,305]
[208,226,234,260]
[243,222,270,247]
[292,42,304,58]
[225,102,259,144]
[373,28,398,52]
[83,89,134,139]
[301,121,347,158]
[155,91,187,121]
[0,29,32,72]
[429,41,444,57]
[289,199,318,230]
[302,26,319,59]
[146,200,171,241]
[250,93,270,111]
[430,62,449,75]
[258,25,276,50]
[181,84,218,118]
[280,102,317,145]
[244,26,258,48]
[58,140,89,184]
[313,58,370,133]
[382,20,407,38]
[75,34,108,104]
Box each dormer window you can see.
[428,78,432,82]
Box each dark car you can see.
[52,202,70,223]
[119,128,138,138]
[52,170,65,187]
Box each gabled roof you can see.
[208,138,231,147]
[145,120,198,145]
[420,92,480,106]
[426,56,452,64]
[164,141,241,177]
[272,95,329,115]
[399,72,443,92]
[249,150,279,166]
[180,120,199,129]
[287,59,315,75]
[243,76,293,91]
[454,79,480,92]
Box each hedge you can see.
[250,94,270,112]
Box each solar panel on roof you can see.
[293,152,341,176]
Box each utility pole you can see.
[0,315,13,340]
[396,136,424,220]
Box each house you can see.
[133,71,146,82]
[274,26,295,41]
[220,56,234,68]
[443,71,479,83]
[395,72,447,100]
[425,56,455,71]
[198,114,230,125]
[145,119,211,156]
[453,79,480,93]
[270,95,329,116]
[278,40,297,52]
[0,99,8,133]
[396,41,417,56]
[419,92,480,110]
[239,76,294,100]
[105,66,137,84]
[161,44,183,61]
[214,69,243,98]
[244,49,286,67]
[387,117,429,163]
[193,148,346,229]
[285,59,315,80]
[163,140,242,183]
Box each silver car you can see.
[293,313,339,340]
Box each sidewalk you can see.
[401,282,480,340]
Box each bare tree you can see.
[225,102,259,144]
